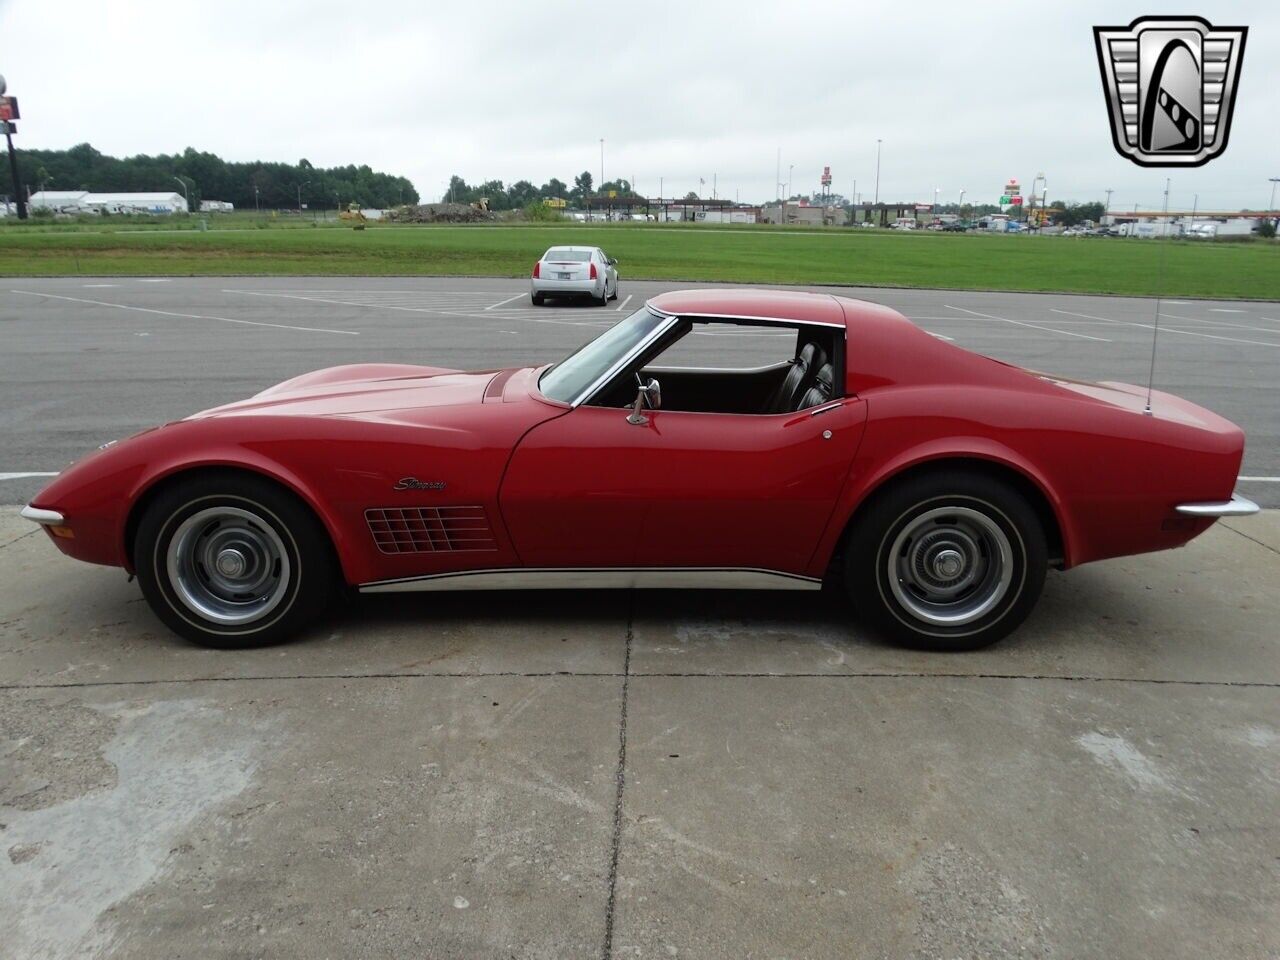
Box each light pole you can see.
[1104,188,1113,221]
[254,185,260,214]
[959,189,966,220]
[787,165,793,201]
[933,187,940,212]
[599,138,604,193]
[1270,178,1280,228]
[874,139,882,206]
[297,179,310,215]
[172,176,189,213]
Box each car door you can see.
[597,248,616,294]
[499,395,867,574]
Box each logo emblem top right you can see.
[1094,16,1247,167]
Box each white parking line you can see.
[82,283,119,288]
[615,294,634,312]
[1050,308,1280,348]
[484,293,525,310]
[1210,308,1246,313]
[0,472,58,481]
[1159,312,1280,334]
[10,291,360,336]
[1239,476,1280,482]
[943,305,1112,342]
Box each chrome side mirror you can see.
[627,377,661,425]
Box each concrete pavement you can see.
[2,510,1277,959]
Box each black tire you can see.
[531,293,545,306]
[844,470,1047,651]
[134,473,338,648]
[609,284,619,301]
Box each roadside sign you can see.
[0,96,20,121]
[1010,196,1024,206]
[0,121,13,135]
[1000,195,1011,204]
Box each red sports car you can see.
[21,289,1257,650]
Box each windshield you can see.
[538,307,669,404]
[543,249,591,262]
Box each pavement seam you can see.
[0,528,39,551]
[601,599,634,960]
[1,670,1276,692]
[1219,520,1280,557]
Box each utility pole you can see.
[1104,188,1113,218]
[1270,178,1280,229]
[599,138,604,193]
[172,176,189,212]
[776,147,781,202]
[254,185,260,214]
[297,179,310,215]
[874,139,882,207]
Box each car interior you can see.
[589,318,842,415]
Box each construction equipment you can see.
[338,202,367,225]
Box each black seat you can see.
[797,362,834,410]
[769,343,826,413]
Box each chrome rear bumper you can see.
[1174,493,1260,517]
[20,505,65,525]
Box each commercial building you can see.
[28,190,189,215]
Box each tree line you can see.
[443,171,647,210]
[12,143,418,211]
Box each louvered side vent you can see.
[366,506,498,554]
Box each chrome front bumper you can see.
[1174,493,1260,517]
[20,505,65,525]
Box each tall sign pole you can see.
[0,75,26,220]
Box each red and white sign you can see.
[820,166,832,187]
[0,96,19,122]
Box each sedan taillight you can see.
[532,261,541,278]
[589,261,598,280]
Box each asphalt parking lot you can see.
[2,277,1278,959]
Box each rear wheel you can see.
[593,289,608,306]
[531,293,545,306]
[844,471,1047,650]
[134,474,338,648]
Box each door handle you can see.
[808,401,842,417]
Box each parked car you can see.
[21,289,1255,651]
[530,245,618,306]
[941,221,968,232]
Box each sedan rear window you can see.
[544,250,591,262]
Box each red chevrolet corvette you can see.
[22,289,1257,650]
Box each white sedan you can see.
[530,246,618,306]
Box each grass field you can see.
[1,221,1276,299]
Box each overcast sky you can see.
[2,0,1275,211]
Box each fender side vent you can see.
[366,506,497,554]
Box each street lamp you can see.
[297,179,311,215]
[874,139,882,206]
[172,176,189,212]
[254,184,260,214]
[787,164,794,201]
[1270,178,1280,228]
[600,138,605,193]
[933,187,940,212]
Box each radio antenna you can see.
[1144,177,1172,415]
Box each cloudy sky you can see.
[2,0,1275,211]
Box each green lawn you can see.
[1,222,1276,300]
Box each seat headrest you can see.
[814,363,834,390]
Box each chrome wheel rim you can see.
[886,505,1014,627]
[165,506,291,626]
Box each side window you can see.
[651,321,797,370]
[589,320,837,416]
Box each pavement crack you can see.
[1,669,1275,692]
[0,528,39,551]
[601,599,634,960]
[1220,520,1279,556]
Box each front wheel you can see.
[134,474,338,647]
[844,471,1047,650]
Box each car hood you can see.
[188,363,503,421]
